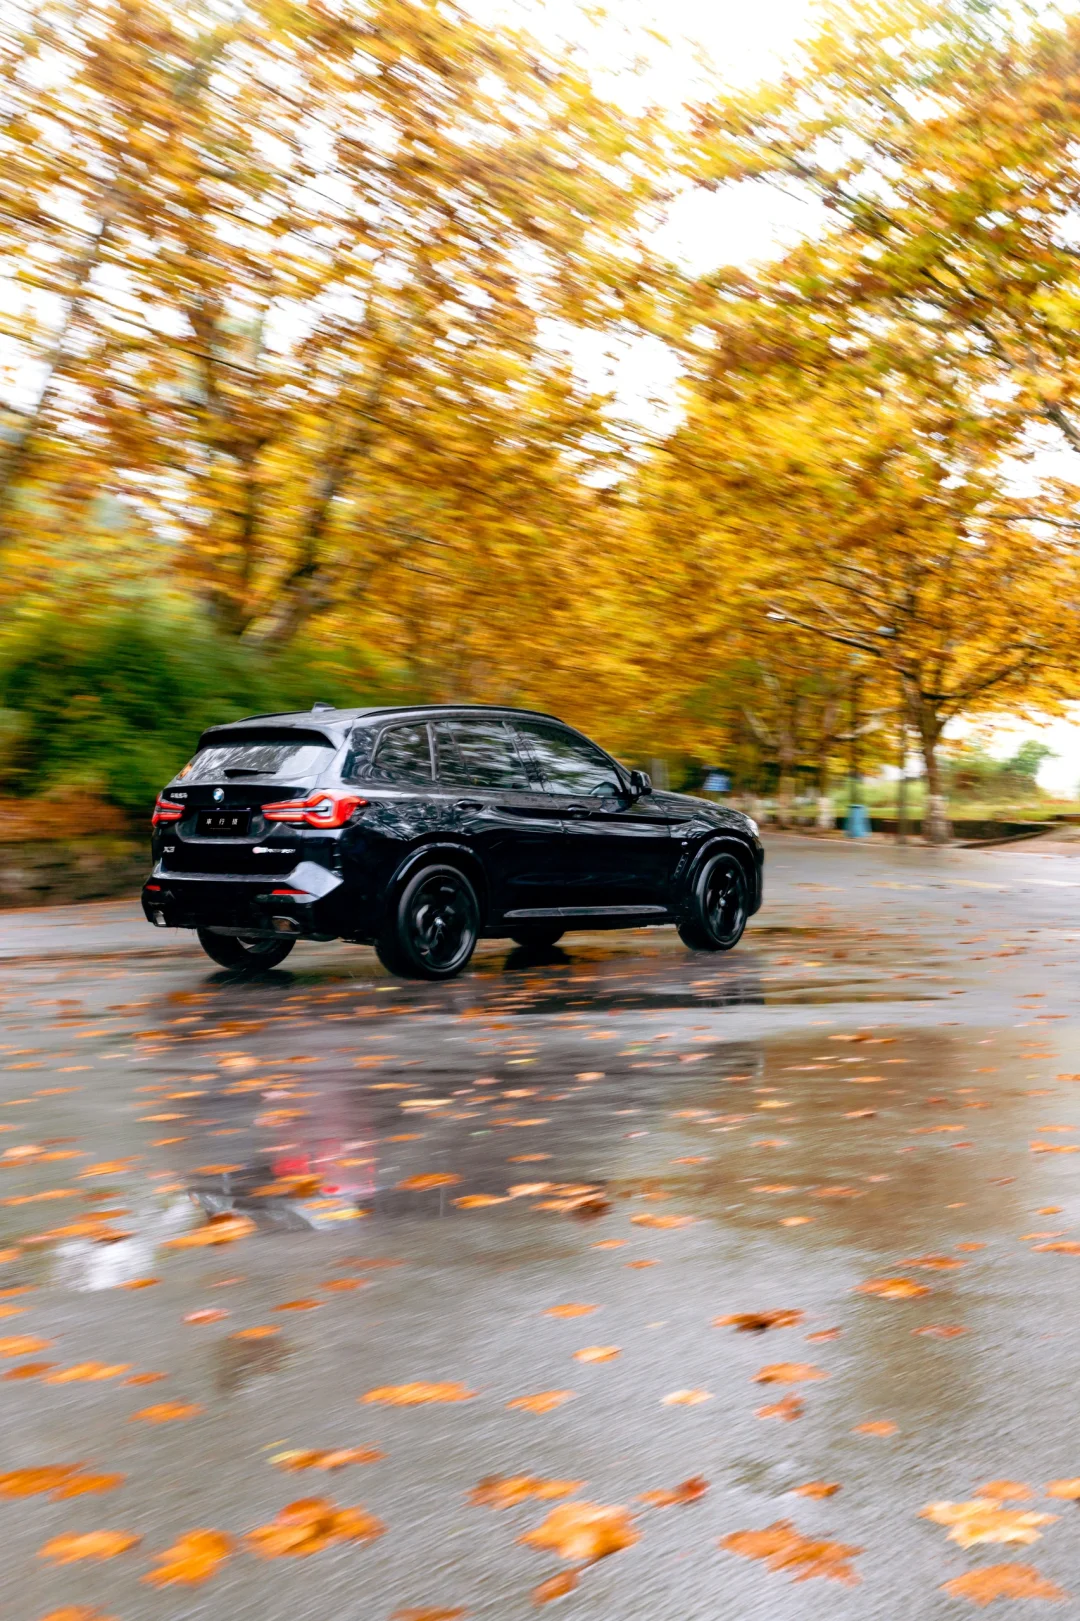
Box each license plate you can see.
[197,811,251,836]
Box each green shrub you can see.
[0,603,399,815]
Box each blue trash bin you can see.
[845,803,870,838]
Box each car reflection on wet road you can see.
[4,835,1080,1618]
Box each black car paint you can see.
[141,704,763,945]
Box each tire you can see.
[677,851,748,952]
[376,864,479,980]
[197,928,296,971]
[510,925,565,948]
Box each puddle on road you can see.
[1,931,1076,1618]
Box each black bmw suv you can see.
[142,704,763,979]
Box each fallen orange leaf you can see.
[521,1502,637,1562]
[630,1214,694,1229]
[507,1390,576,1413]
[919,1500,1056,1547]
[184,1308,229,1325]
[940,1564,1069,1605]
[792,1482,840,1499]
[722,1520,861,1585]
[757,1394,804,1422]
[36,1610,117,1620]
[46,1363,131,1384]
[638,1476,708,1508]
[229,1325,280,1340]
[131,1402,202,1423]
[715,1311,805,1332]
[390,1609,469,1620]
[39,1530,141,1563]
[246,1497,385,1557]
[0,1465,81,1498]
[52,1471,126,1500]
[361,1382,475,1406]
[573,1346,620,1363]
[544,1304,597,1319]
[753,1363,826,1385]
[532,1571,579,1605]
[164,1214,256,1249]
[470,1476,585,1509]
[1046,1479,1080,1500]
[855,1277,930,1300]
[853,1421,897,1436]
[0,1335,52,1356]
[143,1529,233,1587]
[273,1447,385,1472]
[2,1361,55,1380]
[397,1174,461,1190]
[661,1388,712,1406]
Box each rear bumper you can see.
[141,860,347,939]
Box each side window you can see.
[434,719,530,790]
[368,723,433,785]
[516,721,624,798]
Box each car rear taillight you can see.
[262,790,368,829]
[151,796,184,825]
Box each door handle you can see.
[455,800,483,812]
[564,804,591,817]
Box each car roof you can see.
[197,703,568,744]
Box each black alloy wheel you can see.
[196,928,296,971]
[377,864,479,980]
[509,925,565,949]
[677,852,748,952]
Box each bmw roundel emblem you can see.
[213,787,225,802]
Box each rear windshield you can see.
[176,731,336,783]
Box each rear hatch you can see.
[159,728,338,877]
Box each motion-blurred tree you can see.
[0,0,664,658]
[660,0,1080,839]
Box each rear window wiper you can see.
[222,768,267,778]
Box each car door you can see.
[513,719,677,911]
[430,717,572,918]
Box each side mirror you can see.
[628,768,652,799]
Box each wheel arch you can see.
[387,840,490,926]
[679,834,759,920]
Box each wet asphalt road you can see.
[5,834,1080,1618]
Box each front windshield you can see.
[175,734,335,783]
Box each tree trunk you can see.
[917,708,951,844]
[815,697,838,829]
[896,708,908,845]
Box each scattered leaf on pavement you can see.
[638,1476,708,1507]
[131,1402,202,1423]
[508,1391,576,1413]
[715,1311,804,1332]
[520,1502,638,1562]
[39,1531,141,1563]
[470,1477,585,1509]
[940,1564,1069,1605]
[143,1530,233,1587]
[920,1500,1057,1547]
[855,1278,931,1300]
[753,1363,826,1384]
[246,1497,385,1557]
[722,1520,861,1585]
[361,1382,475,1406]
